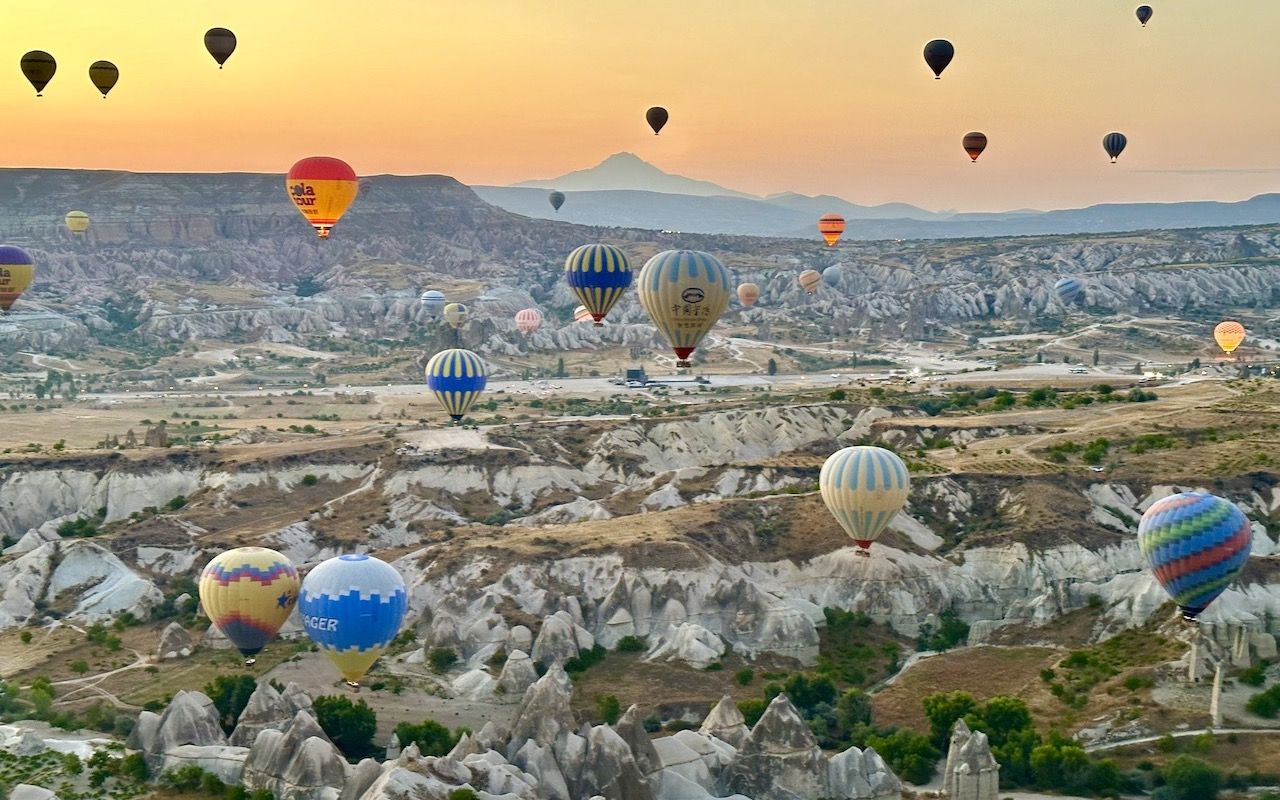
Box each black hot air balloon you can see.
[646,106,669,135]
[549,190,565,212]
[1103,132,1128,163]
[923,40,954,79]
[204,28,237,68]
[1136,5,1153,26]
[88,61,118,98]
[20,51,56,96]
[962,132,987,163]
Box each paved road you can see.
[1083,727,1280,753]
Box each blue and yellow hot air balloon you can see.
[298,554,408,685]
[819,446,911,555]
[419,290,446,318]
[564,244,632,326]
[1138,492,1251,621]
[636,250,731,368]
[425,348,487,422]
[198,547,300,664]
[1054,277,1084,305]
[0,246,36,313]
[442,302,468,330]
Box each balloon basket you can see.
[244,657,257,667]
[676,360,691,368]
[346,681,361,691]
[593,321,604,328]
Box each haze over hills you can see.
[477,152,1280,240]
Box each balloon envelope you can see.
[1103,132,1127,162]
[199,547,300,659]
[962,132,987,162]
[515,308,543,333]
[299,554,407,684]
[573,305,594,323]
[1214,321,1245,354]
[636,250,731,368]
[64,211,90,234]
[88,61,118,97]
[425,348,487,422]
[1136,5,1153,25]
[923,39,954,78]
[286,157,359,239]
[205,28,237,67]
[564,244,632,326]
[419,290,446,317]
[798,269,822,294]
[820,446,911,552]
[646,106,669,134]
[0,245,35,312]
[822,266,842,287]
[1137,492,1250,620]
[737,283,760,308]
[549,191,565,212]
[20,51,56,96]
[442,302,468,330]
[818,214,845,247]
[1054,277,1084,305]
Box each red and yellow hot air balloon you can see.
[1214,321,1245,354]
[737,283,760,308]
[818,214,845,247]
[0,246,35,313]
[285,157,358,239]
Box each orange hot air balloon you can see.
[1214,321,1245,354]
[818,214,845,247]
[285,157,359,239]
[737,283,760,308]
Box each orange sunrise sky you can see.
[2,0,1278,212]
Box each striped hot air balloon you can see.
[285,156,359,239]
[818,214,845,247]
[1054,277,1085,305]
[636,250,731,368]
[1214,321,1245,354]
[198,547,300,664]
[299,554,408,685]
[65,211,90,234]
[0,246,35,313]
[798,269,822,294]
[573,305,595,323]
[1103,132,1127,163]
[1137,492,1251,621]
[419,290,446,317]
[819,446,911,555]
[564,244,632,326]
[962,132,988,163]
[737,283,760,308]
[442,302,468,330]
[515,308,543,334]
[425,348,487,422]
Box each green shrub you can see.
[615,635,646,653]
[735,668,755,686]
[595,694,622,725]
[314,695,378,758]
[428,647,459,673]
[1246,685,1280,718]
[393,719,463,756]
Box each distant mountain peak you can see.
[513,153,754,198]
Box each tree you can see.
[555,357,567,378]
[1092,348,1100,366]
[595,694,622,725]
[393,719,461,756]
[314,695,378,758]
[865,728,940,784]
[967,696,1032,748]
[828,389,847,401]
[428,647,459,673]
[922,691,976,749]
[1161,755,1222,800]
[835,688,872,730]
[767,358,778,376]
[205,674,258,732]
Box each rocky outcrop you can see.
[242,710,347,800]
[158,622,193,661]
[530,611,595,667]
[719,695,827,800]
[699,695,749,748]
[129,690,227,771]
[229,682,298,747]
[828,746,902,800]
[507,666,576,754]
[944,719,1000,800]
[9,785,56,800]
[578,724,655,800]
[497,649,539,699]
[0,541,162,630]
[646,623,726,669]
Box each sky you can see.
[2,0,1278,212]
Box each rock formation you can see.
[719,695,828,800]
[157,621,193,660]
[699,695,749,748]
[229,681,298,747]
[243,710,348,800]
[943,719,1000,800]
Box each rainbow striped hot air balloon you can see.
[0,246,35,313]
[286,156,359,239]
[299,554,408,685]
[564,244,632,326]
[1137,492,1251,621]
[819,446,911,555]
[425,348,487,423]
[198,547,300,664]
[636,249,731,368]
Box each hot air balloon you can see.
[818,214,845,247]
[1136,5,1153,26]
[286,157,359,239]
[20,51,56,96]
[573,305,594,323]
[198,547,300,665]
[962,132,987,163]
[646,106,669,135]
[0,246,35,313]
[419,290,446,317]
[204,28,237,68]
[923,40,954,79]
[298,554,407,685]
[515,308,543,334]
[798,269,822,294]
[820,446,910,555]
[1137,492,1251,621]
[425,348,488,422]
[358,177,374,196]
[64,211,90,234]
[564,244,632,326]
[822,266,842,287]
[636,250,731,368]
[88,61,118,98]
[1054,277,1085,305]
[737,283,760,309]
[1214,321,1246,354]
[442,302,468,330]
[1103,132,1127,163]
[549,191,565,212]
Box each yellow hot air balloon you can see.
[64,211,90,234]
[286,157,359,239]
[819,446,911,556]
[1214,321,1245,354]
[798,270,822,294]
[818,214,845,247]
[443,302,468,330]
[636,250,731,368]
[0,246,35,313]
[737,283,760,308]
[198,547,300,664]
